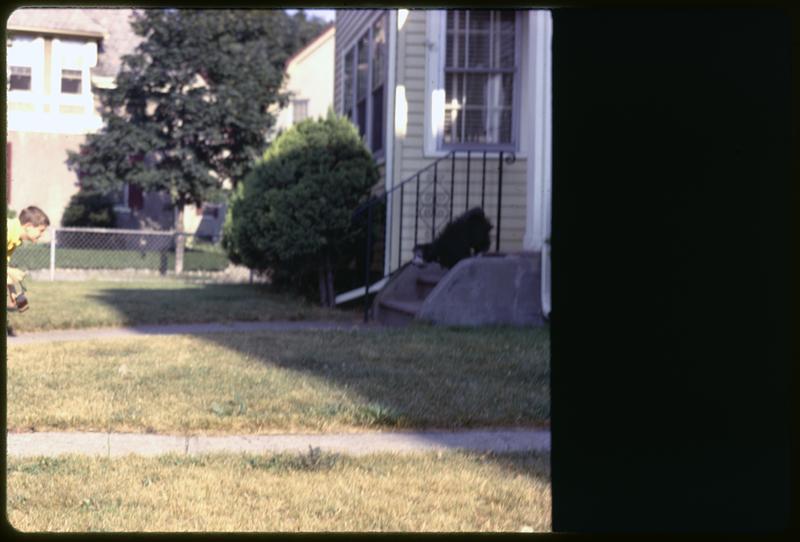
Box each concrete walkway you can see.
[7,320,371,345]
[7,428,550,457]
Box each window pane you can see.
[468,31,490,69]
[500,73,514,107]
[443,109,454,143]
[371,85,384,152]
[468,10,491,32]
[356,35,369,101]
[499,109,513,143]
[445,32,454,68]
[357,99,367,139]
[446,31,466,69]
[292,99,308,123]
[344,49,354,117]
[444,72,464,110]
[443,108,463,144]
[493,12,516,68]
[61,69,82,94]
[463,109,487,144]
[9,66,31,91]
[464,74,487,107]
[372,16,386,90]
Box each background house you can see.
[334,9,552,317]
[6,8,118,229]
[271,24,335,137]
[6,7,222,237]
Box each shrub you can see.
[61,189,117,228]
[224,112,379,306]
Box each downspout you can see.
[541,11,553,319]
[383,9,398,275]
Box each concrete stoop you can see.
[373,252,544,327]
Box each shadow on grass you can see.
[85,283,359,327]
[86,285,550,487]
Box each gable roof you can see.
[81,8,142,79]
[6,7,143,81]
[285,23,335,70]
[7,7,107,38]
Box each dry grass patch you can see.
[7,327,549,433]
[7,450,551,532]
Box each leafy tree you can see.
[223,112,379,306]
[67,9,323,271]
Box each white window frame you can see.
[51,38,96,110]
[341,11,389,162]
[6,35,45,107]
[425,10,523,157]
[291,98,309,124]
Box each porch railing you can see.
[337,150,515,321]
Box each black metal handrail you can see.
[349,150,516,321]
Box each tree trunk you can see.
[318,265,329,307]
[325,252,335,308]
[175,202,185,275]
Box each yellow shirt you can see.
[7,218,23,264]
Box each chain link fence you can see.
[9,227,239,281]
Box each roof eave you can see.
[7,25,106,40]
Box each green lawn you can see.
[7,327,550,433]
[7,451,551,532]
[10,243,229,272]
[6,279,357,333]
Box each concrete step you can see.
[416,268,447,299]
[376,298,423,327]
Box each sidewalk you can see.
[7,428,551,457]
[7,320,371,345]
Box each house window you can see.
[61,69,82,94]
[343,49,354,120]
[442,10,518,149]
[342,12,388,157]
[6,36,38,93]
[292,99,309,123]
[355,33,369,139]
[370,16,386,153]
[53,39,90,99]
[8,66,32,91]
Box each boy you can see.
[7,206,50,313]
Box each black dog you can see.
[413,207,492,269]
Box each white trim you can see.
[541,10,553,319]
[51,38,95,111]
[523,10,553,252]
[424,10,448,158]
[334,276,390,305]
[383,9,398,275]
[6,36,45,112]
